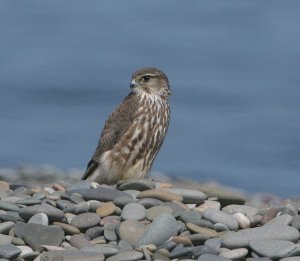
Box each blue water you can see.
[1,1,300,196]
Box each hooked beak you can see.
[130,79,139,89]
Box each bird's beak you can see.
[130,79,139,89]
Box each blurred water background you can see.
[1,1,300,196]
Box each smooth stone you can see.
[166,188,206,204]
[281,258,300,261]
[0,235,13,245]
[164,202,186,218]
[192,245,219,258]
[204,238,222,250]
[233,212,250,229]
[180,210,203,225]
[104,223,117,241]
[39,249,105,261]
[69,234,93,249]
[264,214,293,226]
[221,223,300,248]
[118,240,133,251]
[219,247,248,259]
[261,208,281,224]
[100,215,120,226]
[65,180,92,193]
[78,188,132,202]
[87,200,102,211]
[81,245,119,256]
[63,203,90,215]
[197,253,231,261]
[136,213,178,247]
[214,223,229,232]
[53,222,80,235]
[121,203,146,221]
[19,205,64,222]
[15,199,42,206]
[0,222,15,234]
[0,181,9,191]
[198,185,245,207]
[0,202,20,212]
[136,189,183,202]
[0,243,21,260]
[195,200,221,212]
[117,179,156,191]
[146,206,173,221]
[222,204,259,217]
[186,223,218,238]
[187,234,210,246]
[113,197,134,208]
[249,239,300,259]
[16,245,33,255]
[85,226,104,240]
[11,237,25,245]
[123,189,141,200]
[14,223,64,251]
[170,245,193,258]
[203,208,238,230]
[292,215,300,230]
[28,213,49,226]
[96,202,116,217]
[106,250,143,261]
[138,198,164,209]
[70,212,101,229]
[119,220,146,246]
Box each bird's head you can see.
[130,67,171,97]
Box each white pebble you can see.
[234,212,250,229]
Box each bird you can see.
[81,67,171,185]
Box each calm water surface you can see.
[1,1,300,196]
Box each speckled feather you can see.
[82,67,171,184]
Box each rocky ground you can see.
[0,166,300,261]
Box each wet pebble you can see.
[121,203,146,221]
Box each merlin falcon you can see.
[82,67,171,184]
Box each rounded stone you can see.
[186,223,218,238]
[79,187,132,202]
[166,188,206,204]
[137,198,164,208]
[198,254,231,261]
[0,222,15,234]
[249,239,299,259]
[136,213,179,247]
[222,204,259,217]
[121,203,146,221]
[0,243,22,260]
[291,215,300,230]
[119,220,146,246]
[106,250,143,261]
[53,222,80,235]
[28,213,49,226]
[117,179,156,191]
[104,223,117,241]
[146,206,173,221]
[0,202,20,212]
[137,189,183,202]
[203,208,238,230]
[85,226,104,240]
[96,202,116,217]
[81,245,119,256]
[219,247,248,259]
[195,200,221,212]
[19,205,64,222]
[70,212,101,229]
[180,210,203,225]
[233,212,250,229]
[69,234,93,249]
[164,202,186,218]
[113,196,134,207]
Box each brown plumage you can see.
[82,67,171,184]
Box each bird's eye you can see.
[143,75,150,82]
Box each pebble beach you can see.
[0,166,300,261]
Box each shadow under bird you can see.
[82,67,171,185]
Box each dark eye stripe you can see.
[143,75,151,81]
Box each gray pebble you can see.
[117,179,156,191]
[136,213,178,248]
[197,253,231,261]
[118,240,133,251]
[19,205,64,222]
[138,198,164,208]
[166,188,206,204]
[192,245,219,258]
[0,202,20,212]
[81,244,119,256]
[180,210,202,225]
[14,223,64,251]
[291,215,300,230]
[79,188,132,202]
[0,243,21,260]
[222,204,259,217]
[187,234,210,246]
[106,250,143,261]
[16,199,41,206]
[39,249,105,261]
[69,234,93,249]
[203,208,238,230]
[214,223,229,232]
[249,239,300,259]
[121,203,146,221]
[219,248,248,259]
[0,222,15,234]
[85,226,104,240]
[170,245,192,259]
[70,212,100,229]
[113,196,135,207]
[104,223,117,241]
[221,223,300,248]
[28,213,49,226]
[164,202,186,217]
[66,180,92,193]
[0,234,13,246]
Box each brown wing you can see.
[82,92,139,180]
